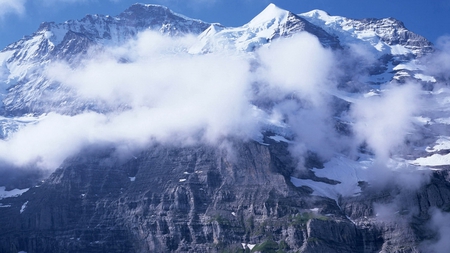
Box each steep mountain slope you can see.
[0,3,449,253]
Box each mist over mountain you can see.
[0,3,450,253]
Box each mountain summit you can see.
[190,3,340,53]
[247,3,291,27]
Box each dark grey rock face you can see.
[0,139,389,253]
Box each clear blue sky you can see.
[0,0,449,49]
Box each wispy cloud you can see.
[421,208,450,253]
[0,0,119,19]
[0,31,260,169]
[39,0,93,4]
[0,31,342,170]
[351,83,422,162]
[0,0,26,18]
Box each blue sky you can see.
[0,0,449,49]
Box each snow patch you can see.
[242,243,256,250]
[20,201,29,213]
[393,61,423,71]
[426,137,450,152]
[390,45,411,55]
[363,90,380,98]
[0,187,29,200]
[414,73,436,82]
[413,154,450,167]
[291,155,371,201]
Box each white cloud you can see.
[256,32,335,104]
[256,33,343,160]
[351,83,422,162]
[0,0,26,18]
[424,35,450,82]
[39,0,91,4]
[0,0,98,18]
[0,31,345,171]
[0,29,432,186]
[421,208,450,253]
[0,31,262,169]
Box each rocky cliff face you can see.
[0,138,378,252]
[1,137,449,252]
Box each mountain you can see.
[1,3,450,253]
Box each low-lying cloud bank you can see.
[0,31,445,186]
[1,31,342,170]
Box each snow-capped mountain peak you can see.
[246,3,290,29]
[189,3,340,53]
